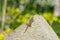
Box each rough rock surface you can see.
[3,15,59,40]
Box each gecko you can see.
[24,17,33,33]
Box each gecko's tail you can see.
[24,26,29,33]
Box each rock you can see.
[3,15,59,40]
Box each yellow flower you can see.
[5,28,11,33]
[15,8,20,13]
[16,19,21,23]
[22,17,28,23]
[52,16,58,22]
[43,13,48,17]
[24,13,30,18]
[0,34,4,39]
[43,12,52,20]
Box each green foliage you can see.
[52,22,60,38]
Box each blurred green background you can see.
[0,0,60,39]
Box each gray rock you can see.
[3,15,59,40]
